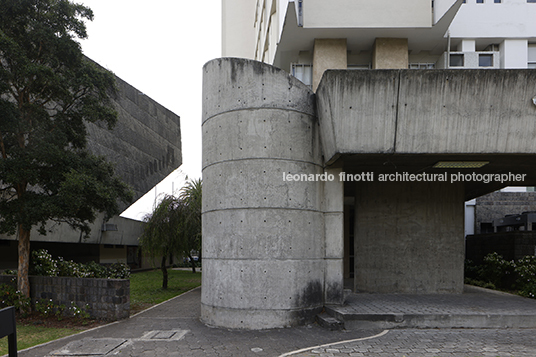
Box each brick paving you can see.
[13,287,536,357]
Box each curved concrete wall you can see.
[201,58,323,329]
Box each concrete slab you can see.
[326,285,536,329]
[51,338,126,356]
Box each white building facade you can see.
[223,0,536,89]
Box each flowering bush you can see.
[466,253,536,299]
[513,255,536,299]
[30,249,130,279]
[34,298,65,320]
[68,302,91,319]
[0,282,31,314]
[107,262,130,279]
[477,252,515,288]
[31,249,59,276]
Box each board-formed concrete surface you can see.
[87,74,181,204]
[201,58,325,329]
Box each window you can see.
[450,54,464,67]
[529,44,536,68]
[479,54,493,67]
[409,63,435,69]
[494,0,501,3]
[528,0,536,3]
[348,64,371,70]
[477,0,484,3]
[291,63,312,87]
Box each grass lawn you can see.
[130,268,202,314]
[0,324,80,355]
[0,269,201,355]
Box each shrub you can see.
[513,255,536,299]
[30,249,59,276]
[30,249,130,279]
[466,253,536,299]
[107,262,130,279]
[0,282,31,313]
[477,252,514,288]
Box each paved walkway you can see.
[14,287,536,357]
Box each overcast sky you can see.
[77,0,222,220]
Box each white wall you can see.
[303,0,432,28]
[500,39,529,68]
[447,0,536,39]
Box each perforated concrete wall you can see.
[201,58,325,329]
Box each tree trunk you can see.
[17,225,31,308]
[161,255,168,289]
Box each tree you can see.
[139,179,202,289]
[0,0,132,301]
[178,178,202,273]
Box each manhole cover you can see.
[52,338,127,356]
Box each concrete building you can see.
[203,0,536,329]
[0,69,182,270]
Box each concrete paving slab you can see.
[50,338,127,356]
[326,285,536,329]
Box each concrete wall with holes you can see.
[201,58,332,329]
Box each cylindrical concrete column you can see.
[201,58,323,329]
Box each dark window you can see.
[450,54,464,67]
[479,54,493,67]
[494,0,501,3]
[477,0,484,3]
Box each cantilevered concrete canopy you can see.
[317,69,536,200]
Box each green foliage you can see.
[33,299,90,321]
[139,179,202,287]
[34,299,65,320]
[30,249,130,279]
[477,252,514,287]
[0,282,31,313]
[107,262,130,279]
[513,255,536,298]
[31,249,59,276]
[466,253,536,299]
[0,0,132,297]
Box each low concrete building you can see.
[0,69,182,270]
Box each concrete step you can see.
[315,312,344,330]
[325,286,536,330]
